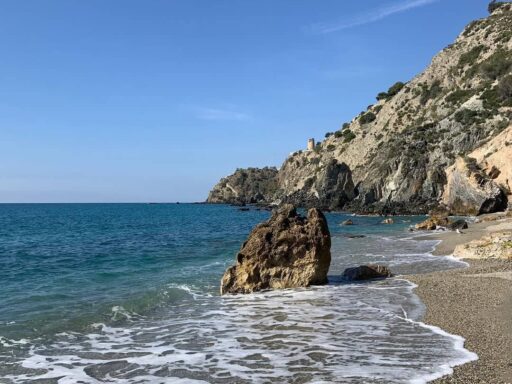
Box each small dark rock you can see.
[342,265,393,281]
[341,219,354,226]
[343,234,366,239]
[448,219,469,231]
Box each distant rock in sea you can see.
[220,204,331,295]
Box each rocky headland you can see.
[208,3,512,216]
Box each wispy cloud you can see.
[310,0,439,34]
[191,106,251,122]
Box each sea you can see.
[0,203,477,384]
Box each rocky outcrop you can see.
[220,204,331,295]
[453,231,512,260]
[207,167,278,205]
[208,4,512,214]
[342,265,393,281]
[448,219,469,230]
[442,157,508,215]
[415,216,452,230]
[415,216,469,230]
[277,157,355,210]
[462,124,512,208]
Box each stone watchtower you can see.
[307,138,315,151]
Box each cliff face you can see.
[208,4,512,214]
[207,167,278,205]
[442,124,512,214]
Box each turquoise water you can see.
[0,204,476,383]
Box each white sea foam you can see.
[1,231,477,383]
[3,277,477,384]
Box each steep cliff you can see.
[208,3,512,214]
[207,167,278,205]
[442,124,512,214]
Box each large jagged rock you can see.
[207,167,278,205]
[220,204,331,295]
[442,157,508,215]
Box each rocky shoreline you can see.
[407,215,512,383]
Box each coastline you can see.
[407,215,512,383]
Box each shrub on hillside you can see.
[445,89,474,105]
[481,88,501,110]
[457,45,486,68]
[488,1,507,13]
[498,74,512,103]
[359,111,376,124]
[454,109,479,125]
[342,130,356,143]
[480,49,512,80]
[419,80,443,105]
[376,81,405,101]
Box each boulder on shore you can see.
[415,216,451,230]
[342,265,393,281]
[442,157,508,216]
[415,216,469,231]
[448,219,469,231]
[220,204,331,295]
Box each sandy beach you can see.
[407,214,512,383]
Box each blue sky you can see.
[0,0,489,202]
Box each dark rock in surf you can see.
[448,219,469,231]
[342,265,393,281]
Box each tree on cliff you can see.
[488,1,508,13]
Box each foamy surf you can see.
[2,276,476,384]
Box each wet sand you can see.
[407,215,512,383]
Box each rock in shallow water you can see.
[415,216,468,231]
[415,216,451,230]
[220,204,331,295]
[448,219,469,231]
[342,265,393,281]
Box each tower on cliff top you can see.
[307,138,315,151]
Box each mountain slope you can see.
[208,3,512,214]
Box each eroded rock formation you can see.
[442,157,508,215]
[220,204,331,294]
